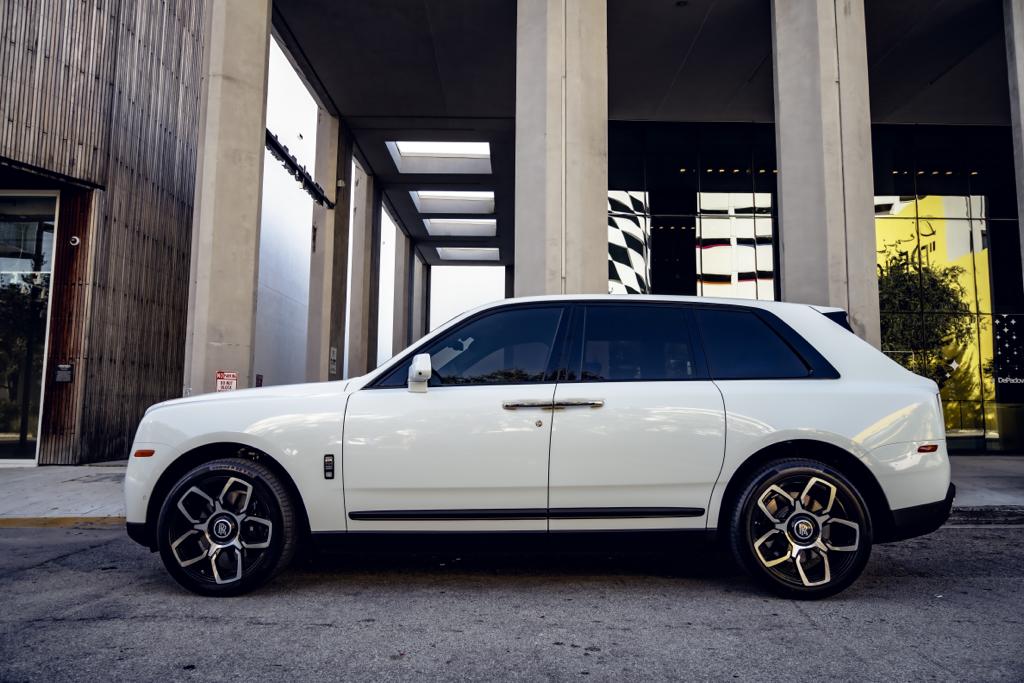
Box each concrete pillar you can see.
[345,161,379,378]
[183,0,272,394]
[306,111,353,382]
[514,0,608,296]
[772,0,880,347]
[410,254,428,340]
[392,229,411,353]
[1006,0,1024,280]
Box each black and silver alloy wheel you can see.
[157,458,296,596]
[730,458,872,599]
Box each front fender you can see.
[125,391,349,535]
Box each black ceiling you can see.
[607,0,775,122]
[273,0,516,118]
[865,0,1009,124]
[605,0,1010,125]
[273,0,517,265]
[273,0,1012,265]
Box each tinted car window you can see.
[378,306,564,387]
[695,308,809,379]
[579,305,698,381]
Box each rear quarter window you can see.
[695,307,811,380]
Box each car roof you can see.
[463,293,820,316]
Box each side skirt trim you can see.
[347,507,705,521]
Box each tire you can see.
[728,458,873,599]
[156,458,297,596]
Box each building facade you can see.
[1,0,205,464]
[3,0,1024,463]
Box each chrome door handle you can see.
[502,399,604,410]
[553,399,605,409]
[502,400,554,410]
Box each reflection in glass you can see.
[607,124,777,301]
[609,190,776,301]
[608,191,651,294]
[875,194,994,440]
[1,195,57,459]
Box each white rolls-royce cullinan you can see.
[125,295,954,598]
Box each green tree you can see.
[877,257,975,387]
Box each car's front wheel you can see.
[156,458,297,596]
[728,458,872,599]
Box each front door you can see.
[343,304,568,531]
[0,193,58,462]
[548,303,726,530]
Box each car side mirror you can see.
[408,353,431,393]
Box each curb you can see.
[0,516,125,529]
[948,506,1024,526]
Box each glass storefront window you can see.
[608,123,778,300]
[694,193,774,300]
[875,193,995,442]
[608,190,651,294]
[0,194,58,460]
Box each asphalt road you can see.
[0,526,1022,682]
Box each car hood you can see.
[144,378,356,415]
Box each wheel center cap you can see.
[209,514,237,542]
[788,515,818,543]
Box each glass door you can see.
[0,193,58,461]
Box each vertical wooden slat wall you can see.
[76,0,206,463]
[3,0,207,464]
[0,0,118,185]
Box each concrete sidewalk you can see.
[0,462,126,525]
[0,456,1020,526]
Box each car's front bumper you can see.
[880,482,955,543]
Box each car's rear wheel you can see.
[728,458,872,599]
[156,458,296,596]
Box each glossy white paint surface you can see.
[343,384,555,531]
[548,381,724,530]
[125,381,351,532]
[126,294,951,537]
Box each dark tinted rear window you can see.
[580,305,699,381]
[695,308,810,379]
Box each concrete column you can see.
[183,0,272,394]
[306,111,353,382]
[514,0,608,296]
[410,254,428,340]
[392,229,411,353]
[345,161,379,378]
[772,0,880,347]
[1006,0,1024,281]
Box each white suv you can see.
[125,295,954,598]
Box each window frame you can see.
[367,299,839,389]
[690,303,840,380]
[368,302,572,389]
[561,302,711,384]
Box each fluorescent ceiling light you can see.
[437,247,500,261]
[424,218,497,237]
[387,141,491,174]
[410,190,495,214]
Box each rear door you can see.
[548,303,726,530]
